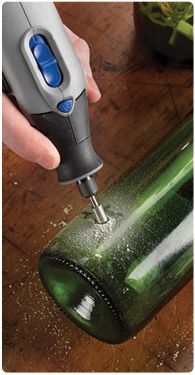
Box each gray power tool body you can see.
[2,2,107,223]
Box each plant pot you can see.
[134,2,193,67]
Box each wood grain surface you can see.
[3,2,193,372]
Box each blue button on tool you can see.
[29,34,62,88]
[57,99,74,113]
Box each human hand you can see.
[3,26,101,170]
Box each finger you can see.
[64,26,92,75]
[2,94,60,170]
[64,25,79,44]
[73,38,91,74]
[86,75,101,103]
[64,27,101,103]
[73,38,101,103]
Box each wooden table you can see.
[3,3,193,372]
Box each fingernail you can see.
[36,155,59,170]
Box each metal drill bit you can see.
[90,195,108,224]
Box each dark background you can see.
[3,2,193,372]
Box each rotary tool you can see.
[2,2,108,224]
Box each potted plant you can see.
[134,2,193,66]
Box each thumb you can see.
[3,94,60,170]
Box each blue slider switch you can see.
[29,34,62,88]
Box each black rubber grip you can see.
[29,90,103,183]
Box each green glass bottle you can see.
[39,115,193,344]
